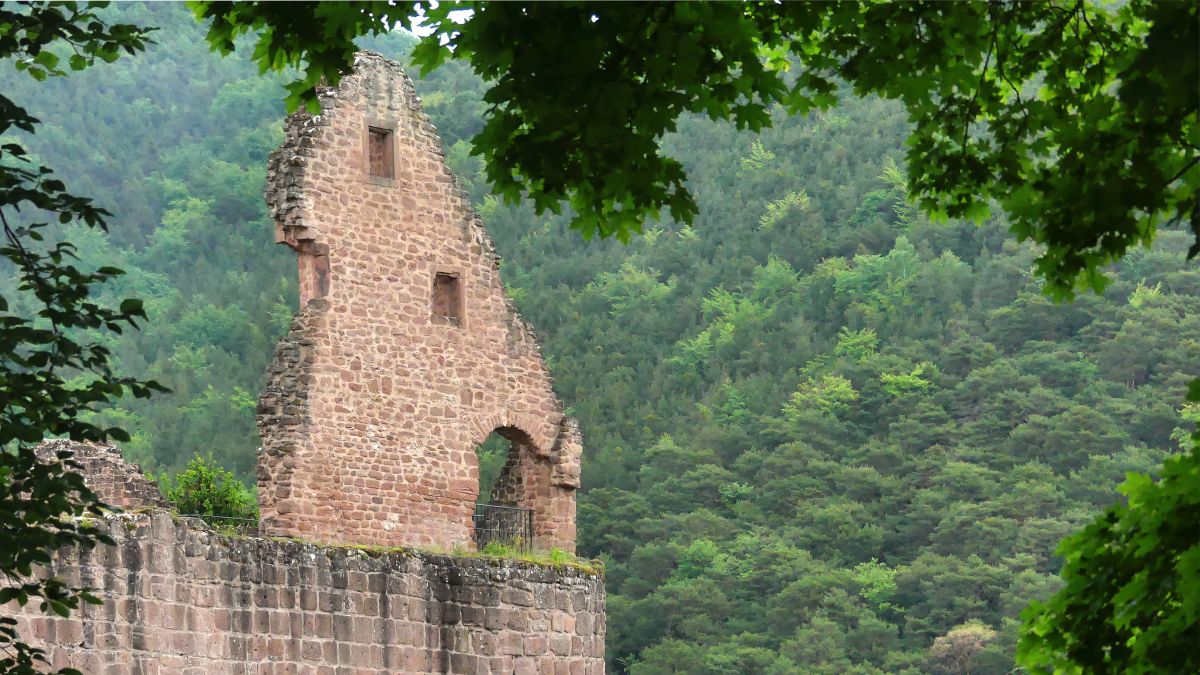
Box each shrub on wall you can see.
[156,454,259,524]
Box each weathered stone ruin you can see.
[13,444,604,673]
[35,439,166,510]
[258,51,583,553]
[6,52,604,673]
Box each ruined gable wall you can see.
[9,512,605,674]
[258,53,581,552]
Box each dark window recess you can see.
[367,127,394,178]
[432,272,463,325]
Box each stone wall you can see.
[258,51,582,552]
[35,440,166,510]
[11,512,605,674]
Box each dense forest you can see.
[3,5,1197,673]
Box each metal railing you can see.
[473,503,533,552]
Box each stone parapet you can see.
[9,511,605,674]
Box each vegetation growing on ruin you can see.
[249,536,602,576]
[2,4,1196,673]
[154,453,258,526]
[456,543,601,575]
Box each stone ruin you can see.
[7,52,605,673]
[257,51,583,553]
[14,443,605,673]
[35,439,166,510]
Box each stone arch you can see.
[485,426,542,506]
[468,411,557,462]
[472,425,563,550]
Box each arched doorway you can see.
[473,426,543,550]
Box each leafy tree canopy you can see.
[191,0,1198,297]
[1017,381,1200,674]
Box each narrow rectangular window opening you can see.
[432,272,463,326]
[367,126,394,179]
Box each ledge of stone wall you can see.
[10,510,605,674]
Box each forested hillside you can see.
[4,5,1197,673]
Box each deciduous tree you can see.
[0,3,156,672]
[193,0,1198,296]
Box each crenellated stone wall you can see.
[257,51,582,552]
[10,512,605,674]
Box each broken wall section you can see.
[35,440,166,511]
[257,52,582,552]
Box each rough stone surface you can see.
[8,512,605,674]
[35,440,166,510]
[257,51,582,552]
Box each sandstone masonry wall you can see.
[258,52,582,552]
[11,512,605,674]
[35,440,166,511]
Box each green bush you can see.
[157,454,258,524]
